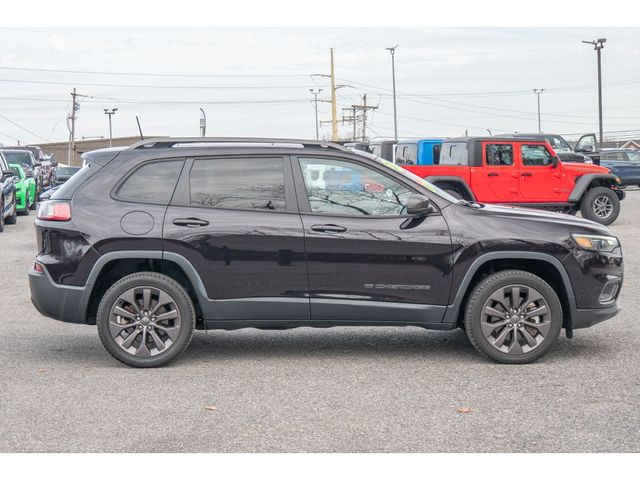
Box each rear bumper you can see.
[29,268,87,324]
[571,301,621,329]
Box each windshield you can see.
[2,151,33,167]
[348,149,461,203]
[57,167,80,176]
[545,135,572,152]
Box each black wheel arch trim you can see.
[441,251,577,328]
[568,173,620,203]
[79,250,219,322]
[425,176,476,201]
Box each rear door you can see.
[163,155,309,321]
[518,143,561,202]
[476,141,519,202]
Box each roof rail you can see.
[130,137,349,151]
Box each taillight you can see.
[37,201,71,221]
[34,262,44,273]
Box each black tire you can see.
[0,200,4,233]
[579,187,620,225]
[5,201,17,225]
[29,194,37,211]
[97,272,195,368]
[464,270,562,364]
[443,187,464,200]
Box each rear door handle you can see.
[172,217,210,227]
[521,172,532,177]
[310,224,347,233]
[487,172,499,177]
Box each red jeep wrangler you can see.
[403,136,624,225]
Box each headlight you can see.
[571,234,619,252]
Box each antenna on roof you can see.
[136,116,144,140]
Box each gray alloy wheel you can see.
[479,284,551,355]
[580,186,620,226]
[108,286,182,358]
[97,272,195,368]
[464,270,562,364]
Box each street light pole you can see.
[199,108,207,137]
[533,89,544,133]
[582,38,606,146]
[309,88,322,140]
[103,108,118,148]
[386,45,398,142]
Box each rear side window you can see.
[433,144,441,164]
[51,163,100,200]
[485,144,514,166]
[117,160,183,204]
[440,142,468,165]
[189,157,286,211]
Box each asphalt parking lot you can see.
[1,191,639,453]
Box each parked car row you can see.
[342,132,640,225]
[0,145,79,233]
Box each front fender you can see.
[568,174,620,203]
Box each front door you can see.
[518,143,561,202]
[163,155,309,321]
[293,155,452,324]
[476,142,520,203]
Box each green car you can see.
[9,163,37,214]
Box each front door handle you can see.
[521,172,532,177]
[311,224,347,233]
[487,172,499,177]
[173,217,210,227]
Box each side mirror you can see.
[406,193,436,216]
[551,156,559,168]
[2,169,15,179]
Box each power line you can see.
[0,65,313,78]
[0,111,50,142]
[0,78,327,90]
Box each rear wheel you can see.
[464,270,562,364]
[580,187,620,225]
[97,272,195,368]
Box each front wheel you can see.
[5,201,17,225]
[464,270,562,364]
[580,187,620,225]
[97,272,195,368]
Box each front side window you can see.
[190,157,286,211]
[485,144,514,166]
[117,160,183,204]
[299,157,413,216]
[521,144,552,166]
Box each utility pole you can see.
[533,89,544,133]
[104,108,118,147]
[386,45,398,142]
[309,89,322,140]
[582,38,606,146]
[330,48,338,141]
[340,106,358,141]
[350,94,378,142]
[68,88,77,165]
[199,108,207,137]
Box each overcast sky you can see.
[0,27,638,146]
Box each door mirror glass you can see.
[406,193,436,216]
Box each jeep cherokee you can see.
[28,138,623,367]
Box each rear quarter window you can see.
[116,160,184,204]
[51,163,101,200]
[439,142,468,165]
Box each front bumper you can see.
[570,301,621,329]
[29,267,87,324]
